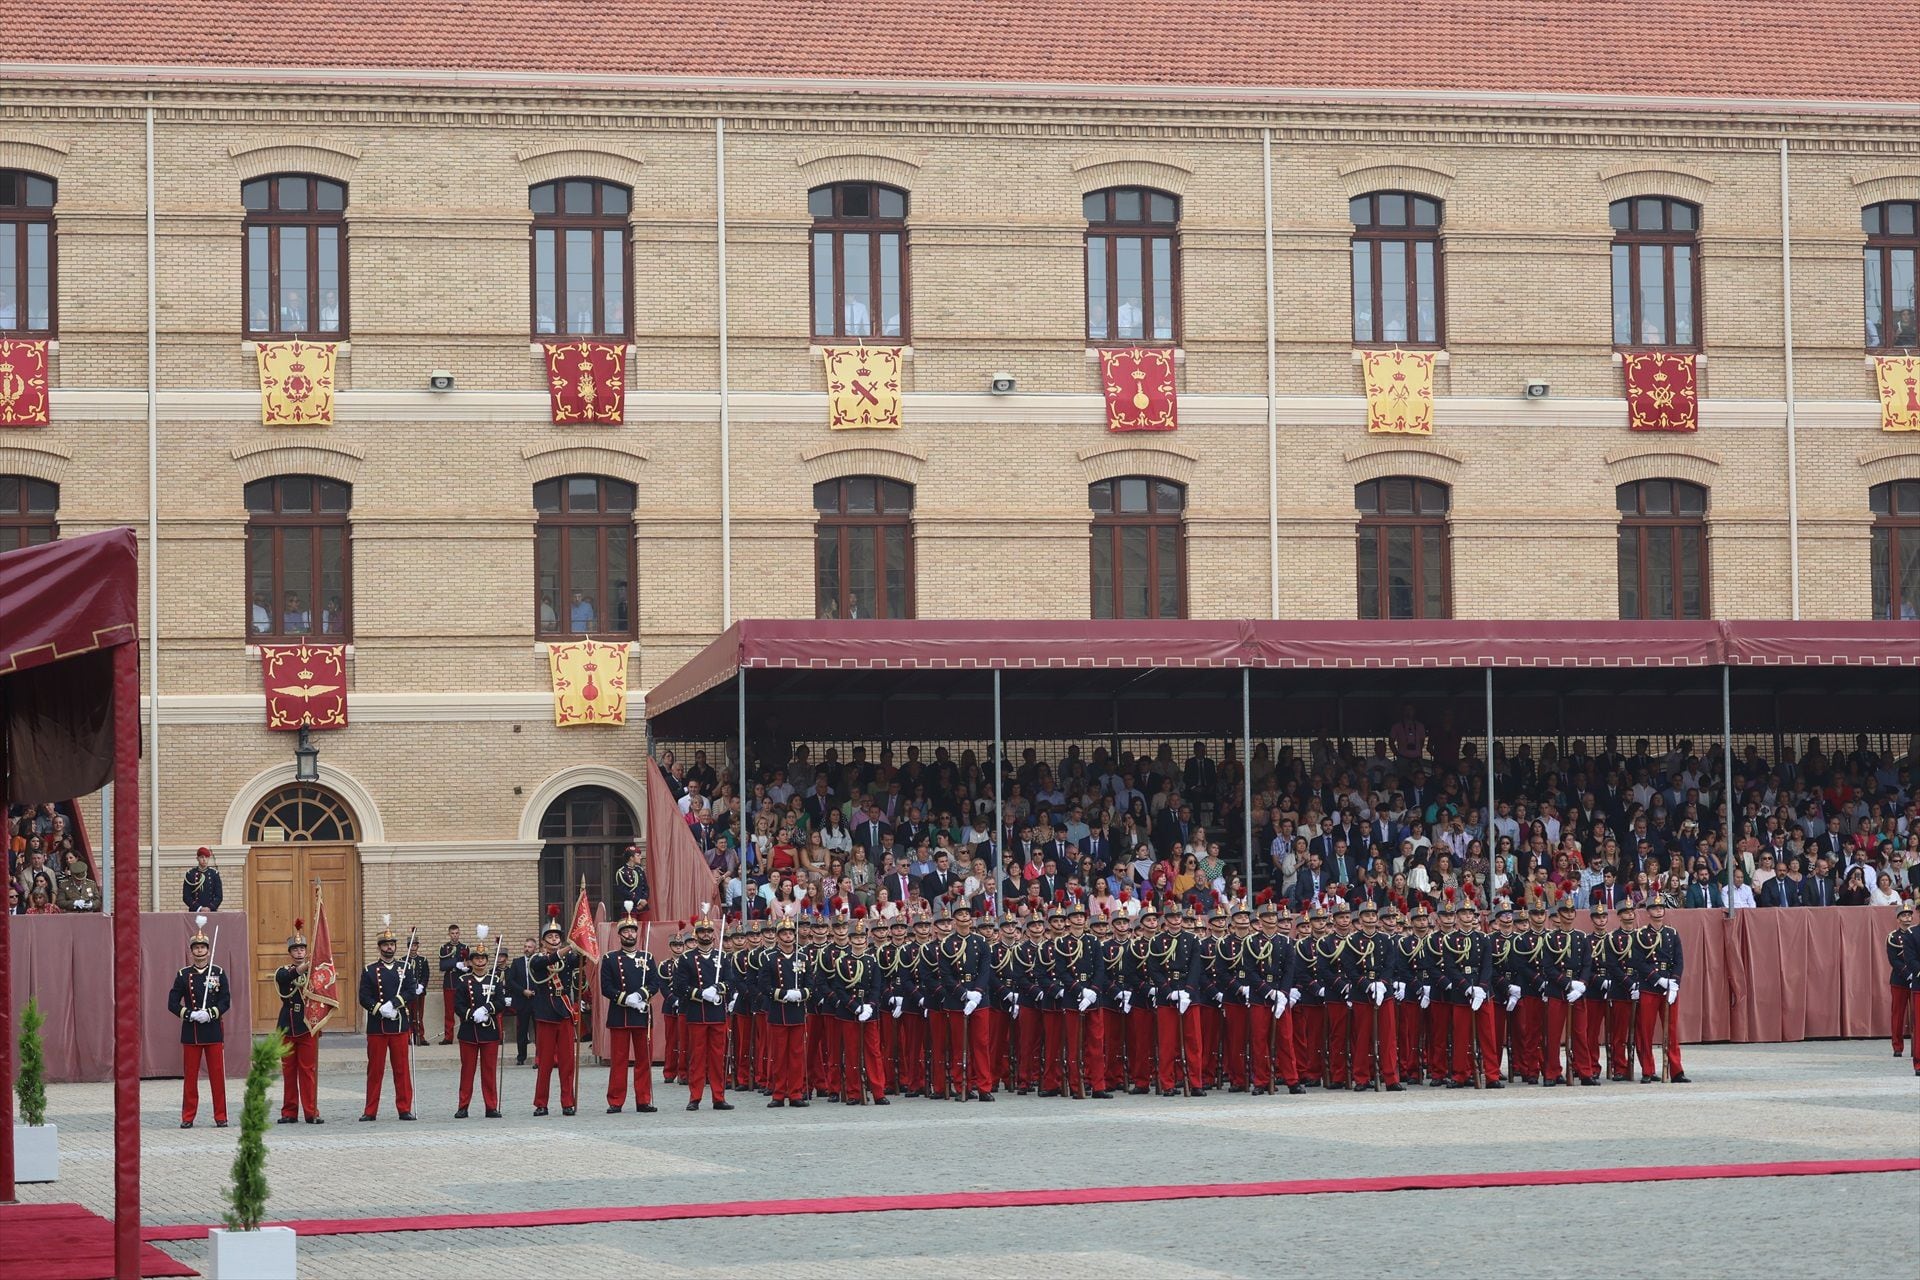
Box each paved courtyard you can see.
[16,1039,1918,1278]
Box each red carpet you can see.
[142,1157,1920,1242]
[0,1203,195,1278]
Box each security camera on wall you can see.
[428,370,455,392]
[1523,379,1550,400]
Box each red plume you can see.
[548,904,561,919]
[1054,889,1067,904]
[1445,886,1456,904]
[293,917,305,931]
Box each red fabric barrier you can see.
[1729,906,1898,1043]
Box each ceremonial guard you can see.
[1036,909,1069,1097]
[660,932,688,1082]
[808,918,843,1100]
[764,919,810,1106]
[932,902,994,1101]
[1890,903,1918,1072]
[1343,902,1401,1090]
[529,907,582,1115]
[1195,911,1230,1088]
[1633,898,1689,1083]
[167,918,230,1127]
[1149,904,1204,1096]
[438,924,470,1045]
[1542,897,1594,1085]
[898,917,935,1096]
[1009,914,1046,1093]
[829,923,889,1104]
[1120,907,1157,1093]
[729,924,760,1092]
[879,919,914,1096]
[356,918,418,1120]
[1092,913,1129,1093]
[403,934,432,1047]
[181,846,223,911]
[1437,902,1500,1087]
[612,844,651,919]
[1506,904,1548,1084]
[673,917,734,1110]
[1055,905,1106,1098]
[1291,908,1327,1085]
[1390,906,1426,1082]
[1600,902,1638,1079]
[1319,903,1355,1087]
[274,920,322,1124]
[1218,906,1259,1092]
[1251,906,1303,1094]
[600,905,659,1113]
[451,926,504,1118]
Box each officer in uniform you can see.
[612,844,650,919]
[879,919,913,1095]
[1252,905,1303,1095]
[660,932,688,1082]
[600,905,660,1114]
[673,917,734,1110]
[274,919,322,1124]
[1635,897,1689,1083]
[1889,903,1918,1069]
[1292,907,1326,1085]
[1320,903,1355,1087]
[1391,906,1425,1082]
[452,928,504,1118]
[1218,906,1258,1092]
[357,919,419,1120]
[830,922,889,1104]
[934,902,994,1101]
[1120,906,1158,1094]
[167,919,230,1127]
[1150,903,1205,1096]
[438,924,470,1045]
[403,934,432,1047]
[1542,896,1593,1085]
[1343,901,1401,1090]
[1056,904,1105,1099]
[765,919,810,1106]
[1601,901,1638,1079]
[1507,903,1548,1084]
[529,907,582,1115]
[181,846,223,911]
[1089,911,1125,1097]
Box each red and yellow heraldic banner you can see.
[823,346,903,429]
[257,340,338,426]
[1875,355,1920,433]
[0,338,50,426]
[545,341,627,425]
[1362,350,1435,435]
[1622,351,1698,433]
[1099,347,1178,432]
[262,643,348,730]
[549,639,628,726]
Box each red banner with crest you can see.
[1622,351,1698,433]
[1099,347,1178,432]
[0,338,50,426]
[303,893,342,1033]
[545,341,626,425]
[262,642,349,730]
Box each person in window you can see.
[842,295,871,336]
[251,591,273,634]
[568,294,595,334]
[317,288,342,332]
[569,590,596,634]
[249,298,270,333]
[539,593,559,632]
[281,592,310,634]
[280,288,309,332]
[321,596,344,635]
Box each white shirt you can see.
[1728,883,1756,909]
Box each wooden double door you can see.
[246,844,361,1032]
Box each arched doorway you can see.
[537,785,637,913]
[243,783,362,1031]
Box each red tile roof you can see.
[2,0,1914,107]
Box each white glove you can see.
[1567,981,1586,1004]
[889,995,903,1017]
[963,990,983,1016]
[1629,985,1641,1002]
[726,994,739,1014]
[700,985,720,1004]
[624,992,645,1010]
[377,1001,398,1020]
[1393,981,1407,1001]
[1010,1002,1020,1020]
[456,962,470,972]
[1505,990,1521,1013]
[1270,992,1287,1017]
[1077,987,1097,1013]
[1316,985,1327,999]
[472,1007,492,1024]
[414,984,426,997]
[1656,977,1673,994]
[1175,991,1191,1015]
[1468,987,1487,1012]
[784,988,803,1003]
[503,997,515,1009]
[1369,981,1387,1007]
[1665,982,1680,1006]
[1289,988,1302,1005]
[190,1009,211,1023]
[1418,987,1431,1010]
[1118,991,1132,1014]
[1238,985,1251,1000]
[857,1003,873,1023]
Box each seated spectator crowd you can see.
[656,721,1920,922]
[9,800,102,914]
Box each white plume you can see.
[624,900,634,913]
[475,923,489,940]
[382,913,391,928]
[194,913,208,928]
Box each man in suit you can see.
[1035,858,1065,906]
[504,936,537,1064]
[803,778,838,831]
[852,806,891,859]
[1683,867,1725,909]
[1183,742,1218,811]
[1806,826,1845,864]
[879,858,914,911]
[1153,803,1195,859]
[1038,830,1072,869]
[1080,828,1115,877]
[895,806,929,853]
[1802,856,1838,907]
[1289,852,1328,910]
[919,852,959,906]
[1759,868,1801,908]
[1325,840,1360,889]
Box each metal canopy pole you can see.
[1485,668,1497,911]
[993,668,1004,918]
[1722,664,1735,915]
[736,667,747,914]
[1241,667,1254,891]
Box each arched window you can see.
[245,783,359,843]
[245,476,350,639]
[813,476,913,619]
[1610,197,1699,349]
[1863,201,1918,351]
[243,175,346,339]
[535,475,635,638]
[0,475,57,551]
[1351,191,1442,347]
[538,785,637,912]
[1871,480,1920,620]
[1617,479,1708,620]
[530,179,632,339]
[809,182,908,341]
[1089,477,1185,619]
[0,170,56,335]
[1355,478,1450,619]
[1084,187,1180,344]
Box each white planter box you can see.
[209,1226,297,1280]
[13,1122,58,1182]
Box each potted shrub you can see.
[208,1031,296,1280]
[13,997,57,1182]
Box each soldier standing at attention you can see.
[167,919,230,1128]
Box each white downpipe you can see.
[716,116,733,627]
[1778,136,1801,620]
[1262,128,1280,619]
[145,100,162,909]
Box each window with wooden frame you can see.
[1084,187,1179,345]
[813,476,914,619]
[1355,477,1451,620]
[1616,479,1708,620]
[808,183,908,342]
[1610,197,1700,349]
[0,476,57,552]
[1863,201,1918,351]
[530,179,633,340]
[243,175,347,339]
[535,475,635,639]
[0,170,56,335]
[1350,191,1443,347]
[1089,477,1186,619]
[538,785,638,912]
[245,476,351,640]
[1871,480,1920,620]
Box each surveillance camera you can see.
[428,370,455,392]
[1523,380,1550,400]
[989,372,1016,395]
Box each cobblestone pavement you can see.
[16,1040,1918,1278]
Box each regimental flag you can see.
[568,880,601,964]
[303,891,342,1033]
[0,338,50,427]
[1874,355,1920,433]
[261,642,348,731]
[1623,350,1699,433]
[256,340,338,427]
[544,341,626,425]
[1099,347,1178,432]
[823,345,903,429]
[548,638,628,726]
[1362,350,1435,435]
